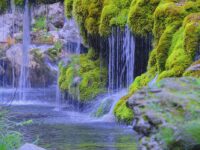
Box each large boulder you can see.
[127,77,200,149]
[5,44,56,87]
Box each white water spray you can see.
[19,0,31,101]
[108,26,135,92]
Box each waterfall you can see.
[123,26,135,88]
[11,0,15,14]
[18,0,31,101]
[108,26,135,92]
[11,0,15,36]
[55,70,61,111]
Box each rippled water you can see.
[7,105,137,150]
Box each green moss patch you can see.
[59,49,107,101]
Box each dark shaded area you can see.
[134,34,152,77]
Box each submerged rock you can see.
[18,143,46,150]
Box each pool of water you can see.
[7,105,137,150]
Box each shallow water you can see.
[7,105,137,150]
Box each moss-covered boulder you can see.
[59,49,107,102]
[127,77,200,149]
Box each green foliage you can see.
[59,49,107,101]
[33,16,46,32]
[0,110,21,150]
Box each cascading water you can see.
[108,26,135,91]
[55,69,61,111]
[92,26,136,120]
[61,18,82,110]
[123,26,135,88]
[18,0,31,101]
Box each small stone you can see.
[149,88,162,93]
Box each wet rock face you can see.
[33,2,64,30]
[0,12,23,42]
[127,77,200,149]
[2,44,55,87]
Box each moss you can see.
[33,16,46,32]
[59,49,107,101]
[47,41,62,61]
[64,0,74,18]
[99,0,132,36]
[128,0,160,36]
[14,0,23,6]
[99,3,119,36]
[67,0,132,38]
[158,12,200,79]
[114,95,134,124]
[0,0,7,13]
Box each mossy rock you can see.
[114,94,134,124]
[183,60,200,78]
[59,48,107,102]
[92,99,112,118]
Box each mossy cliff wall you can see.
[64,0,200,122]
